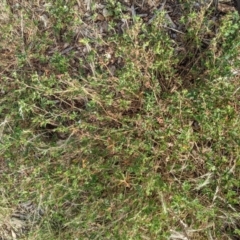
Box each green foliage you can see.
[0,1,240,239]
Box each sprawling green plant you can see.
[0,1,240,239]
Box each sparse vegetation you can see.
[0,1,240,239]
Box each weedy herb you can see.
[0,1,240,239]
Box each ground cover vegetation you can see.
[0,0,240,239]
